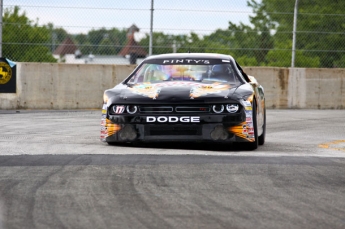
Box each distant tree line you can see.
[2,0,345,67]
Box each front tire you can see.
[247,100,258,150]
[258,107,266,145]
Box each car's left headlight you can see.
[212,105,224,113]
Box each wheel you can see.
[258,107,266,145]
[247,100,258,150]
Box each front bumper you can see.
[101,112,255,143]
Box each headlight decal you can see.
[112,105,125,114]
[226,104,239,113]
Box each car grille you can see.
[139,105,210,114]
[146,125,202,136]
[139,106,174,113]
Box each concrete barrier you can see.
[244,67,345,109]
[0,63,136,110]
[0,63,344,109]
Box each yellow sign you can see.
[0,62,12,85]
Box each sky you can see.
[5,0,256,36]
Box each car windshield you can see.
[127,63,243,86]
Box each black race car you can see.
[101,53,266,150]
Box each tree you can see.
[265,41,319,67]
[107,28,127,54]
[139,32,176,54]
[250,0,345,67]
[74,34,92,55]
[2,6,57,62]
[97,37,116,55]
[193,1,275,66]
[247,0,274,65]
[75,28,127,55]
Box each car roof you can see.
[144,53,236,62]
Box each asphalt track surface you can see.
[0,109,344,229]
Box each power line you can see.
[4,5,345,17]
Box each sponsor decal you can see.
[245,110,252,117]
[248,128,254,134]
[100,129,108,141]
[102,109,107,114]
[146,116,200,123]
[102,104,107,110]
[246,117,252,122]
[243,101,253,111]
[243,101,251,107]
[162,59,210,64]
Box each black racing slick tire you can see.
[258,107,266,145]
[247,100,258,150]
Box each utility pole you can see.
[0,0,3,57]
[149,0,154,56]
[291,0,299,68]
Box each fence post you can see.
[149,0,154,56]
[0,0,3,57]
[291,0,299,68]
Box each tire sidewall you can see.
[248,100,258,150]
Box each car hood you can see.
[106,81,242,104]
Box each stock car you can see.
[101,53,266,150]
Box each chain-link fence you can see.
[2,0,345,67]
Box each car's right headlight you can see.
[109,105,138,115]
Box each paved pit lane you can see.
[0,109,344,229]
